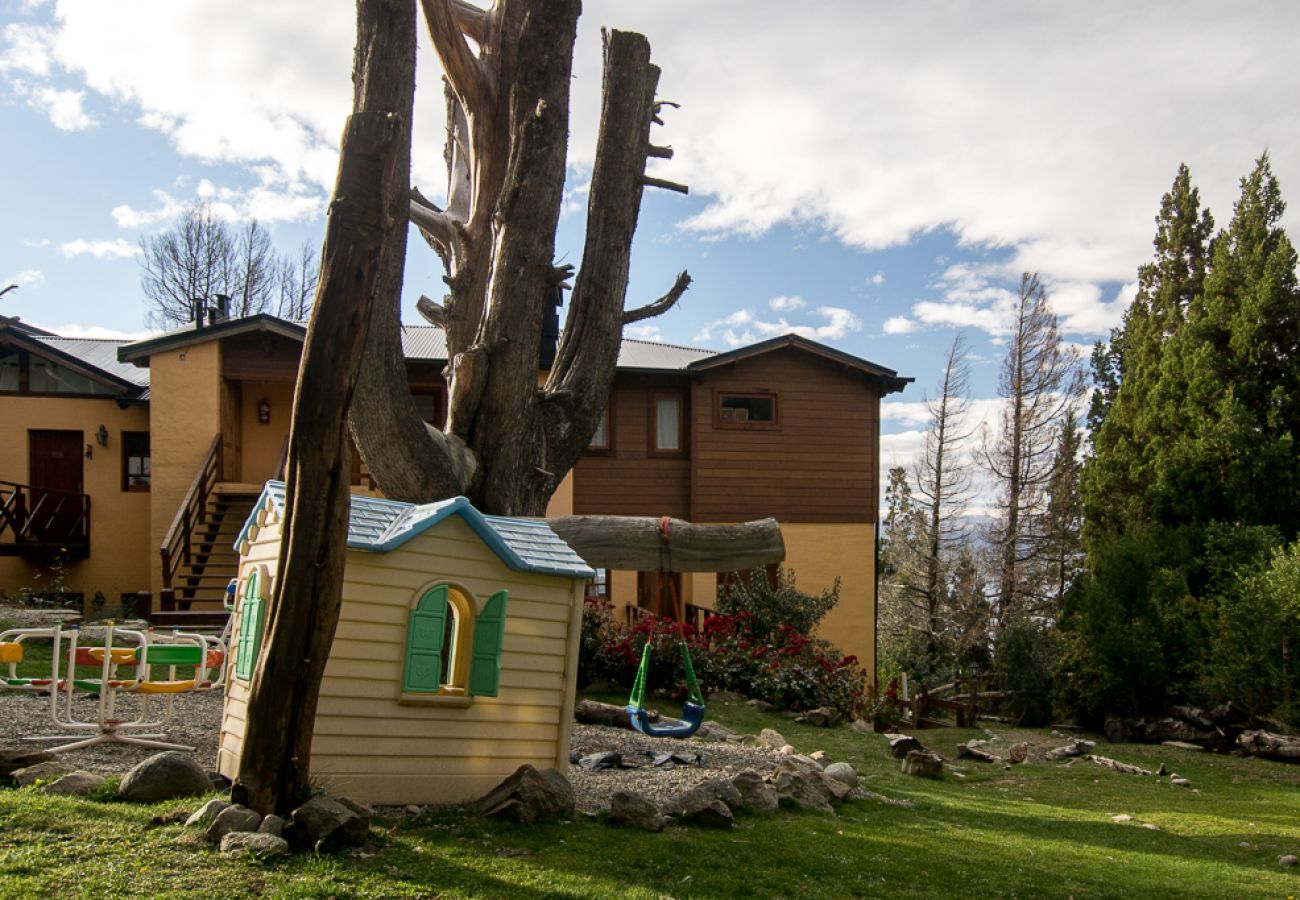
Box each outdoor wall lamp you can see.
[96,424,108,447]
[258,398,271,424]
[85,443,93,459]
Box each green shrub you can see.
[715,567,839,640]
[994,617,1059,726]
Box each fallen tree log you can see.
[1236,730,1300,764]
[546,515,784,573]
[956,743,1004,764]
[574,699,663,731]
[1090,755,1154,776]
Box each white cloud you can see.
[883,315,916,335]
[624,324,664,342]
[60,238,140,259]
[112,182,324,230]
[768,295,805,312]
[32,86,94,130]
[694,304,859,347]
[4,269,45,288]
[869,271,886,286]
[0,23,54,76]
[21,238,50,248]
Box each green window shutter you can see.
[234,571,265,682]
[404,585,449,692]
[468,590,508,697]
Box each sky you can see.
[3,1,1299,508]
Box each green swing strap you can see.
[626,641,703,710]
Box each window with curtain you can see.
[654,394,681,453]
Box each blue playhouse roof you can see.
[236,481,594,579]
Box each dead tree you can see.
[232,0,415,817]
[350,0,690,517]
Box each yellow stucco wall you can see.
[220,508,586,805]
[147,342,222,594]
[0,394,151,605]
[781,522,876,684]
[544,470,574,518]
[236,380,294,483]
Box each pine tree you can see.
[1039,409,1083,613]
[1155,153,1300,536]
[1082,164,1213,535]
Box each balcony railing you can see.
[0,480,91,559]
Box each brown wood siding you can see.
[571,373,691,518]
[220,332,303,381]
[690,348,880,524]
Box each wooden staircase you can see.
[155,488,258,627]
[155,435,258,628]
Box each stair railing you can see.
[160,433,222,591]
[0,480,91,552]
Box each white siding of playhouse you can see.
[217,513,585,806]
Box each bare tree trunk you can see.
[233,0,414,817]
[351,0,688,518]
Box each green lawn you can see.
[2,693,1298,898]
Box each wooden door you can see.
[28,430,85,542]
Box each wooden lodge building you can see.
[0,309,910,678]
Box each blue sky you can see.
[3,1,1299,501]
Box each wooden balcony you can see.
[0,480,91,561]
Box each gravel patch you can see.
[0,689,225,775]
[567,724,786,814]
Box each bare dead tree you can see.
[139,201,316,327]
[881,336,979,664]
[349,0,690,516]
[983,273,1084,627]
[232,0,415,817]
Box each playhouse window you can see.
[401,584,509,705]
[234,567,268,682]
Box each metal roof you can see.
[617,338,715,371]
[237,481,593,579]
[34,337,151,387]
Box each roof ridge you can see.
[622,336,716,354]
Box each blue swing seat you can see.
[627,700,706,738]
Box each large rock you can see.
[823,762,858,789]
[186,799,231,829]
[205,805,263,844]
[694,721,738,742]
[795,707,842,728]
[475,765,574,825]
[756,728,789,750]
[887,734,923,759]
[730,770,779,815]
[850,719,874,734]
[671,778,743,815]
[901,750,943,779]
[772,769,834,814]
[258,814,287,838]
[42,771,107,797]
[220,832,290,859]
[0,750,54,783]
[285,795,369,852]
[608,791,665,832]
[674,791,733,828]
[12,760,72,787]
[117,751,212,803]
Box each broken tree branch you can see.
[421,0,490,115]
[1089,755,1154,776]
[622,270,692,324]
[643,175,689,195]
[449,0,488,44]
[416,295,449,328]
